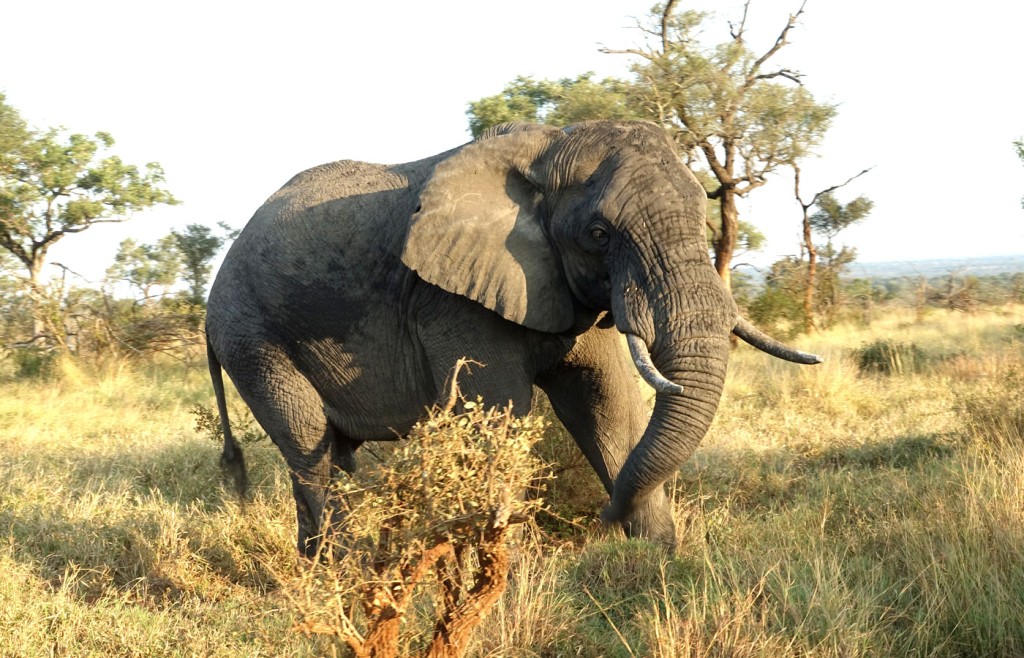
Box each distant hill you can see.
[846,254,1024,280]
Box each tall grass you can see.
[2,305,1023,656]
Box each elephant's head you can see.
[402,121,819,541]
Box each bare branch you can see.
[599,47,657,62]
[748,0,807,82]
[806,166,875,210]
[661,0,680,52]
[729,0,752,41]
[754,68,804,84]
[55,216,138,234]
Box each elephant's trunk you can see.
[607,269,733,534]
[604,327,730,527]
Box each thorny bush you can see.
[284,382,550,658]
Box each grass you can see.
[2,304,1023,656]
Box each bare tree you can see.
[793,164,872,332]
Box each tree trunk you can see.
[802,209,817,333]
[27,259,48,345]
[714,189,738,293]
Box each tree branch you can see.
[598,47,657,62]
[754,68,803,84]
[806,166,875,210]
[661,0,680,53]
[729,0,752,41]
[747,0,807,84]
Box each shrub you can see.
[7,346,58,378]
[284,379,549,658]
[851,339,926,375]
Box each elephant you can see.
[205,120,820,557]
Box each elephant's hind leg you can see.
[221,344,352,557]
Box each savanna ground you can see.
[2,305,1023,657]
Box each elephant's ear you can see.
[401,128,575,333]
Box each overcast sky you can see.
[3,0,1023,284]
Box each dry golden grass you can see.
[1,304,1023,656]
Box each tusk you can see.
[733,318,823,364]
[626,334,684,395]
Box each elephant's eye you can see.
[588,222,610,247]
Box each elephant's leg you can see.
[536,325,676,546]
[416,303,537,414]
[427,354,535,414]
[221,344,350,557]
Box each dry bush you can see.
[284,380,549,658]
[851,338,927,375]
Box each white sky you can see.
[2,0,1023,285]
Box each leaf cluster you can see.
[328,398,548,568]
[467,74,641,138]
[810,192,874,241]
[106,223,232,306]
[625,4,836,194]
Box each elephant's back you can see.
[208,155,436,338]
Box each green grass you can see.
[2,305,1024,656]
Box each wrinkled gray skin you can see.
[206,121,820,557]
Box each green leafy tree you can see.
[794,165,872,331]
[172,222,235,306]
[748,255,806,336]
[0,94,177,341]
[106,235,182,305]
[813,242,859,326]
[468,3,837,294]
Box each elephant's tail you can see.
[207,338,248,498]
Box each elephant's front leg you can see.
[536,324,676,546]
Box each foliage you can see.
[284,374,549,658]
[616,2,836,291]
[106,235,182,303]
[809,191,874,241]
[0,94,177,284]
[813,242,859,327]
[0,205,229,362]
[851,338,926,375]
[173,222,235,306]
[192,401,268,448]
[747,256,807,336]
[467,74,640,138]
[624,5,835,182]
[0,94,178,355]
